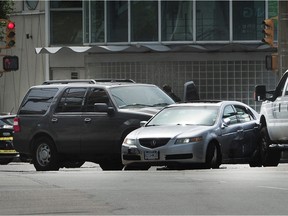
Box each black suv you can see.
[13,79,175,171]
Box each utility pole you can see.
[278,1,288,75]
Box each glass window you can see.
[107,1,128,42]
[161,1,193,41]
[110,85,174,109]
[50,11,82,45]
[91,0,104,43]
[56,88,87,112]
[131,0,158,42]
[19,88,58,115]
[84,88,110,112]
[268,0,278,41]
[233,1,265,40]
[234,105,254,123]
[223,105,237,125]
[196,1,229,41]
[50,1,82,8]
[50,1,83,45]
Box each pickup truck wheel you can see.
[32,137,60,171]
[260,127,281,167]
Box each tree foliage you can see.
[0,0,14,19]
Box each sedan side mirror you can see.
[221,118,231,129]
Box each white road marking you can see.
[258,185,288,191]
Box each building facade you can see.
[0,0,280,113]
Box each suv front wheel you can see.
[32,137,60,171]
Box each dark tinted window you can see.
[84,88,110,112]
[19,88,58,114]
[56,88,87,112]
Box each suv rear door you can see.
[51,87,87,154]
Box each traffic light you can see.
[262,19,274,47]
[3,56,19,71]
[6,21,15,48]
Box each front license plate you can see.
[144,151,159,160]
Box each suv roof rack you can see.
[42,79,136,85]
[42,79,96,85]
[94,79,135,83]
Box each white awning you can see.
[35,44,274,54]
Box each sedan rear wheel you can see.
[33,137,60,171]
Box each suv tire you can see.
[260,126,281,167]
[33,137,60,171]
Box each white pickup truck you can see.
[255,71,288,166]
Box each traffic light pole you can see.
[278,1,288,75]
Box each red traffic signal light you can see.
[7,22,15,30]
[262,19,274,47]
[6,21,15,48]
[3,56,19,71]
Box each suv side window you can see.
[55,88,87,112]
[19,88,58,114]
[84,88,110,112]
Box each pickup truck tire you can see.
[260,127,281,167]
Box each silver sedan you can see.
[121,101,260,170]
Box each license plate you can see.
[144,151,159,160]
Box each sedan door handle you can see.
[84,118,91,123]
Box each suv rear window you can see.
[19,88,58,114]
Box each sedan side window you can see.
[223,105,237,125]
[234,105,254,123]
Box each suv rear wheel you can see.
[32,137,60,171]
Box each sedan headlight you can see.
[175,136,203,144]
[123,138,137,145]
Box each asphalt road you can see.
[1,162,288,215]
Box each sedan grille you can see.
[139,138,170,149]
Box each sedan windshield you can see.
[147,106,219,126]
[110,85,175,109]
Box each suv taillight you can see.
[13,117,20,132]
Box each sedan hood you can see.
[131,125,210,139]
